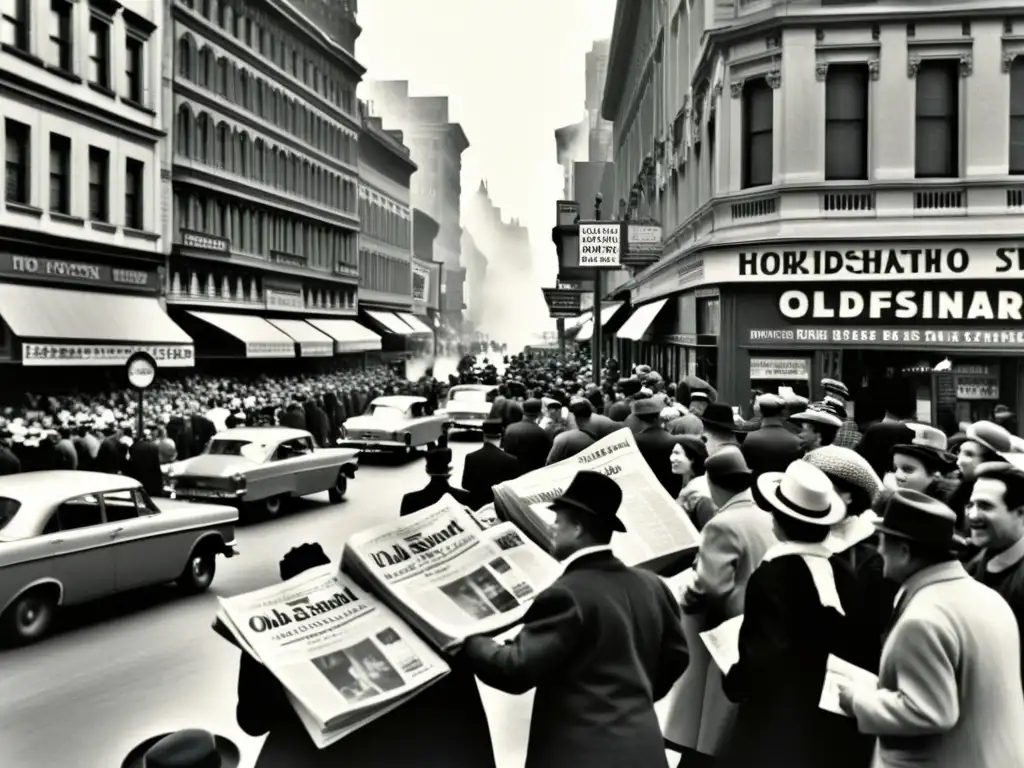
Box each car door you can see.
[105,489,181,591]
[271,437,323,496]
[47,495,117,606]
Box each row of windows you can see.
[172,190,357,274]
[359,249,411,296]
[739,57,1024,188]
[5,118,144,228]
[3,0,151,107]
[176,35,357,165]
[178,0,356,115]
[168,270,357,311]
[175,106,358,214]
[358,195,411,250]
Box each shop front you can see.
[359,305,432,365]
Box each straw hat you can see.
[756,460,846,526]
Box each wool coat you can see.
[850,561,1024,768]
[663,491,778,756]
[966,535,1024,692]
[462,442,520,510]
[501,419,552,475]
[464,550,689,768]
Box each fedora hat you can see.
[548,470,626,532]
[756,460,846,526]
[821,378,850,400]
[790,405,842,429]
[481,418,503,438]
[425,447,453,475]
[892,423,955,469]
[705,445,752,490]
[755,392,786,412]
[964,420,1013,456]
[121,730,240,768]
[618,378,642,397]
[700,402,745,433]
[994,404,1014,422]
[632,397,663,417]
[873,488,958,552]
[522,398,543,417]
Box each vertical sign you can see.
[577,221,622,268]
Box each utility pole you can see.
[591,193,603,379]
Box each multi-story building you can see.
[361,80,470,334]
[603,0,1024,426]
[0,0,195,389]
[586,39,615,162]
[555,121,588,199]
[460,227,488,331]
[412,207,443,352]
[357,104,433,357]
[167,0,380,365]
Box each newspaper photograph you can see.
[342,495,560,653]
[215,564,449,748]
[492,427,701,573]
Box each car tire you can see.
[178,544,217,594]
[0,586,58,646]
[328,473,348,503]
[262,495,284,518]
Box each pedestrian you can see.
[670,435,712,530]
[399,447,473,516]
[855,389,917,480]
[948,419,1013,521]
[462,418,520,510]
[888,425,959,508]
[500,398,552,474]
[821,378,861,449]
[633,396,688,498]
[461,470,689,768]
[121,728,240,768]
[790,405,843,454]
[125,430,165,498]
[721,460,875,768]
[740,393,803,478]
[838,489,1024,768]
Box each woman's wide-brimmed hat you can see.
[756,460,846,526]
[790,405,843,429]
[891,423,956,470]
[964,420,1014,457]
[121,729,240,768]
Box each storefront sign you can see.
[22,343,194,367]
[542,287,584,318]
[245,342,296,358]
[265,289,304,311]
[664,333,698,346]
[0,253,158,291]
[955,375,999,400]
[556,200,580,227]
[622,223,663,268]
[180,231,230,253]
[299,342,334,358]
[412,263,430,303]
[578,222,622,268]
[746,327,1024,349]
[778,288,1024,322]
[271,251,306,268]
[126,351,157,389]
[749,357,810,380]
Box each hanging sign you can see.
[749,357,810,380]
[542,287,584,318]
[955,375,999,400]
[621,223,663,268]
[577,221,622,268]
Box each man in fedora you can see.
[720,460,875,768]
[822,378,861,448]
[741,393,803,478]
[501,398,552,474]
[461,418,520,510]
[838,489,1024,768]
[121,728,240,768]
[608,377,643,424]
[791,404,843,454]
[632,395,687,497]
[461,470,690,768]
[700,402,746,456]
[399,447,473,516]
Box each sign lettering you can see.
[739,248,971,277]
[578,222,622,268]
[955,375,999,400]
[779,288,1024,321]
[622,223,663,268]
[542,287,584,319]
[22,344,194,367]
[181,231,231,253]
[0,254,156,290]
[411,263,430,303]
[749,357,810,380]
[265,289,305,311]
[244,341,296,358]
[746,327,1024,349]
[272,251,306,268]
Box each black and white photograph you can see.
[6,0,1024,766]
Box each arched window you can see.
[198,46,212,88]
[216,122,230,169]
[176,106,192,156]
[238,133,249,177]
[253,138,264,181]
[196,113,210,163]
[177,37,192,79]
[238,71,249,109]
[216,58,228,96]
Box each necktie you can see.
[881,590,910,646]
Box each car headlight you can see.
[232,473,247,491]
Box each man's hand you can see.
[461,634,497,658]
[837,680,856,715]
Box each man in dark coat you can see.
[126,436,165,498]
[280,400,307,431]
[399,447,474,516]
[462,470,689,768]
[855,386,917,479]
[607,378,641,423]
[501,399,552,475]
[462,419,520,510]
[190,412,216,456]
[303,399,330,447]
[0,434,20,475]
[741,393,804,478]
[95,427,126,475]
[632,396,687,498]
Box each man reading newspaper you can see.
[461,470,690,768]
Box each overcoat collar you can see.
[716,489,753,514]
[892,560,968,619]
[562,546,617,574]
[986,534,1024,574]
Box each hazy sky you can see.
[356,0,617,287]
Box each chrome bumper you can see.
[221,540,240,558]
[338,439,407,451]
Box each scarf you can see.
[826,510,879,554]
[763,540,845,615]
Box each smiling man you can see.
[966,461,1024,689]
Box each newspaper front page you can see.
[492,427,701,572]
[343,495,560,653]
[216,564,449,748]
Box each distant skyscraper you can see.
[586,39,614,162]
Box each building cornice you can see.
[360,123,418,173]
[601,0,642,121]
[264,0,366,77]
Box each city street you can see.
[0,439,535,768]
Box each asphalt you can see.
[0,438,538,768]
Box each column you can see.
[779,27,822,183]
[873,24,915,180]
[966,19,1008,175]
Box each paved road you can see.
[0,438,540,768]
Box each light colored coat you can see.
[662,490,778,755]
[850,561,1024,768]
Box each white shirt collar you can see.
[561,544,614,571]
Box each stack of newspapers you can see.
[213,495,561,749]
[491,428,702,575]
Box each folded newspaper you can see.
[491,428,701,574]
[342,494,561,654]
[214,564,449,750]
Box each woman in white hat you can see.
[719,461,875,768]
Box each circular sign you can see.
[126,351,157,390]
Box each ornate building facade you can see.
[167,0,373,362]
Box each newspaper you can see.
[215,564,449,749]
[699,614,743,673]
[342,494,561,653]
[467,502,502,530]
[492,428,701,573]
[819,654,878,717]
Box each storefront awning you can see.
[565,313,590,332]
[307,319,382,353]
[266,319,334,357]
[365,310,416,335]
[616,299,669,341]
[576,303,624,343]
[186,311,296,358]
[0,283,195,367]
[394,312,433,335]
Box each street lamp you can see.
[591,193,603,378]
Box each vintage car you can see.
[437,384,499,431]
[339,395,447,453]
[0,471,238,645]
[164,427,359,518]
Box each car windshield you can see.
[0,497,22,532]
[206,439,271,462]
[368,404,407,420]
[451,390,489,403]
